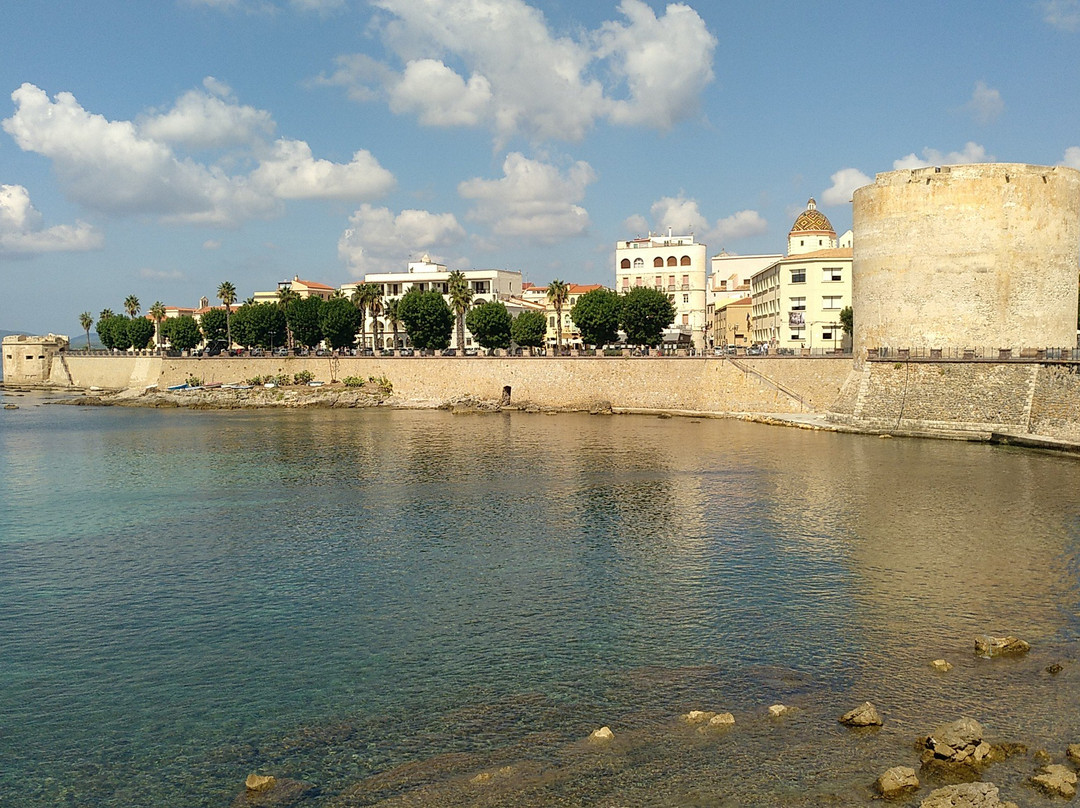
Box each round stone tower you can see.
[852,163,1080,362]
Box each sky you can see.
[2,0,1080,334]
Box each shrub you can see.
[245,376,264,385]
[342,376,364,387]
[273,373,290,386]
[294,370,314,385]
[185,375,202,387]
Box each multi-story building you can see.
[253,275,336,304]
[750,199,853,353]
[706,252,781,348]
[615,230,708,350]
[348,255,524,350]
[715,296,753,351]
[520,282,607,348]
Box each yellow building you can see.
[715,296,752,351]
[521,282,607,348]
[253,275,337,304]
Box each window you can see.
[680,256,691,266]
[790,296,806,311]
[681,314,689,325]
[654,276,662,287]
[635,276,642,286]
[620,258,631,269]
[790,328,804,341]
[822,330,833,341]
[622,277,629,289]
[823,267,842,282]
[683,294,689,303]
[654,257,664,268]
[823,295,842,310]
[633,257,644,268]
[668,275,675,287]
[549,316,555,327]
[790,270,806,284]
[667,256,677,267]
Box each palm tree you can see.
[277,288,300,349]
[546,279,569,353]
[124,295,141,318]
[447,271,473,352]
[79,312,94,351]
[351,284,376,349]
[368,284,384,351]
[217,281,237,349]
[149,301,166,352]
[384,298,401,350]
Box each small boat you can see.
[263,382,276,389]
[308,381,324,387]
[203,383,222,389]
[167,383,190,391]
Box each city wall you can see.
[829,359,1080,442]
[23,354,853,414]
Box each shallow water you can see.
[1,394,1078,806]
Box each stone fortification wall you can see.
[43,354,853,414]
[830,360,1080,442]
[852,163,1080,363]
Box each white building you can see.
[707,252,781,348]
[346,255,524,349]
[615,230,708,350]
[750,199,853,354]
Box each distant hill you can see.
[0,329,29,340]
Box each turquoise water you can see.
[1,394,1079,807]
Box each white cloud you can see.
[641,194,765,246]
[250,139,396,200]
[139,267,186,280]
[964,80,1004,125]
[1042,0,1080,30]
[203,239,222,249]
[893,142,991,169]
[822,168,872,206]
[2,83,396,227]
[333,0,715,143]
[0,184,103,256]
[458,153,595,242]
[388,59,492,126]
[1063,147,1080,169]
[622,213,650,234]
[597,0,717,128]
[139,77,275,148]
[338,203,466,274]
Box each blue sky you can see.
[2,0,1079,334]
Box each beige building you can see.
[349,255,524,350]
[707,252,780,348]
[714,296,753,351]
[253,275,336,304]
[615,230,708,350]
[3,334,68,383]
[751,199,853,354]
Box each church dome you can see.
[790,198,835,234]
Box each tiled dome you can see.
[790,198,835,233]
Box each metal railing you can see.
[867,346,1080,361]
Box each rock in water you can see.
[233,776,318,807]
[876,766,919,797]
[839,701,882,727]
[930,659,953,672]
[922,717,990,765]
[1067,743,1080,764]
[768,704,791,717]
[1031,764,1078,798]
[920,782,1017,807]
[245,775,276,792]
[974,635,1030,657]
[680,710,716,724]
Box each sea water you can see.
[1,394,1079,806]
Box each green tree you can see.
[149,302,166,351]
[79,312,94,350]
[570,288,621,348]
[397,288,453,350]
[546,279,569,351]
[368,284,384,350]
[288,295,325,349]
[384,298,402,350]
[232,302,286,349]
[320,296,361,350]
[199,307,229,347]
[448,270,473,351]
[97,315,132,351]
[350,283,377,349]
[465,301,512,350]
[620,286,675,347]
[127,316,155,350]
[123,295,141,318]
[161,315,201,353]
[217,280,237,347]
[839,306,853,337]
[277,288,301,348]
[98,308,115,321]
[510,310,547,353]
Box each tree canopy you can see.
[398,288,453,350]
[127,316,155,350]
[620,286,675,347]
[570,288,621,347]
[839,306,853,337]
[96,314,131,350]
[510,310,547,350]
[162,316,201,352]
[288,295,325,349]
[199,308,228,345]
[465,301,512,350]
[320,296,360,350]
[232,302,287,349]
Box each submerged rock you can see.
[698,713,735,733]
[588,726,614,743]
[1047,663,1064,674]
[1067,743,1080,764]
[931,659,953,672]
[920,782,1017,808]
[246,774,276,792]
[839,701,882,727]
[768,704,792,717]
[974,635,1030,657]
[1030,764,1078,798]
[680,710,716,724]
[876,765,919,797]
[232,775,318,807]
